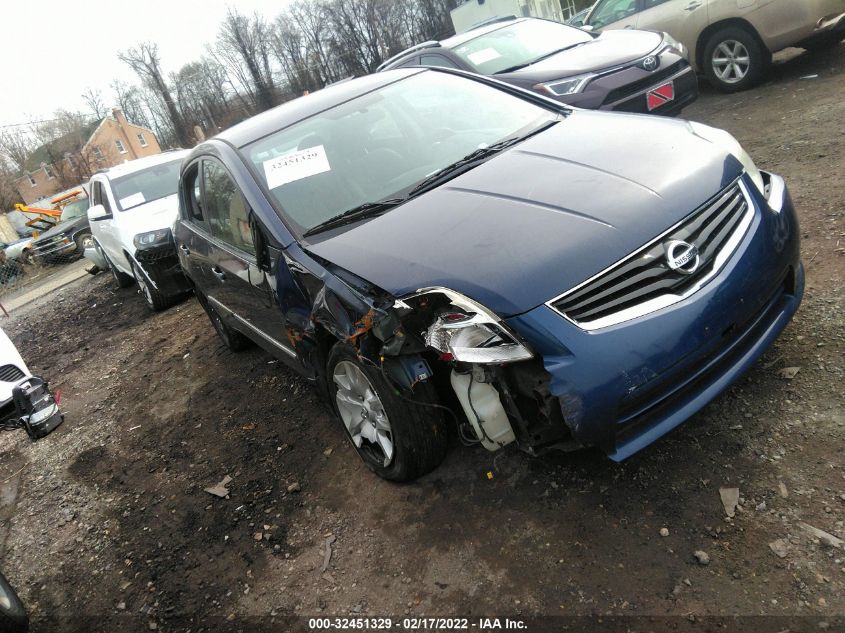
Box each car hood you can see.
[306,111,744,318]
[33,217,88,243]
[495,29,663,81]
[119,195,180,240]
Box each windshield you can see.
[451,20,591,74]
[60,198,90,222]
[245,71,558,234]
[111,159,182,211]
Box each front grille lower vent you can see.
[552,182,750,328]
[0,364,26,382]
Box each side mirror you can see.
[581,24,594,31]
[88,204,110,221]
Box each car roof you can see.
[96,149,190,180]
[217,69,425,149]
[379,17,531,70]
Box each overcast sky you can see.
[1,0,288,128]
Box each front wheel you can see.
[97,243,133,288]
[703,27,769,92]
[131,260,172,312]
[74,232,94,257]
[327,343,448,481]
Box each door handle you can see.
[179,243,190,255]
[685,1,702,10]
[624,24,635,29]
[211,266,226,281]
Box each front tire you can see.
[74,232,94,258]
[131,259,172,312]
[327,343,448,481]
[703,26,769,92]
[97,243,133,288]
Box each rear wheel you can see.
[703,26,769,92]
[327,343,448,481]
[195,290,251,351]
[131,259,172,312]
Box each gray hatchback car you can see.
[378,16,698,115]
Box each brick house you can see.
[15,108,162,205]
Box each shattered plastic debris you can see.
[204,475,233,498]
[719,487,740,518]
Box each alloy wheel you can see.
[333,360,394,466]
[712,40,751,84]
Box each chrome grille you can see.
[0,364,25,382]
[551,181,752,328]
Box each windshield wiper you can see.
[303,198,406,237]
[407,120,559,197]
[496,41,590,74]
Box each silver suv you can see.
[583,0,845,91]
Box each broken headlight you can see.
[422,292,533,364]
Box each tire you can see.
[130,260,173,312]
[327,343,448,481]
[195,290,251,351]
[0,572,28,633]
[20,249,32,265]
[73,232,94,258]
[703,26,769,93]
[96,242,133,288]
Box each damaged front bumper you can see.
[503,174,803,459]
[134,245,192,297]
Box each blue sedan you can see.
[175,68,802,481]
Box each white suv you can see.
[583,0,845,91]
[86,150,192,311]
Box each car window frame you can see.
[419,54,460,69]
[181,158,209,232]
[587,0,643,27]
[199,157,258,261]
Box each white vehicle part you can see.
[0,327,30,404]
[450,369,516,452]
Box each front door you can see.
[634,0,710,56]
[201,159,295,362]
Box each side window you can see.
[93,181,113,214]
[589,0,639,28]
[643,0,670,7]
[202,161,255,256]
[90,181,101,205]
[420,55,459,69]
[399,56,421,68]
[182,163,206,225]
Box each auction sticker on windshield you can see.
[264,145,332,190]
[119,192,146,209]
[466,48,502,66]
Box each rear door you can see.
[201,159,294,360]
[634,0,710,53]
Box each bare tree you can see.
[216,9,277,112]
[81,87,108,119]
[0,127,35,173]
[118,42,191,146]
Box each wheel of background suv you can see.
[703,26,769,92]
[130,259,172,312]
[74,232,94,256]
[0,571,28,633]
[194,290,251,351]
[327,343,448,481]
[96,242,133,288]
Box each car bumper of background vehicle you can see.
[505,173,802,460]
[134,249,192,297]
[603,66,699,116]
[32,240,77,262]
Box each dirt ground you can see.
[1,46,843,633]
